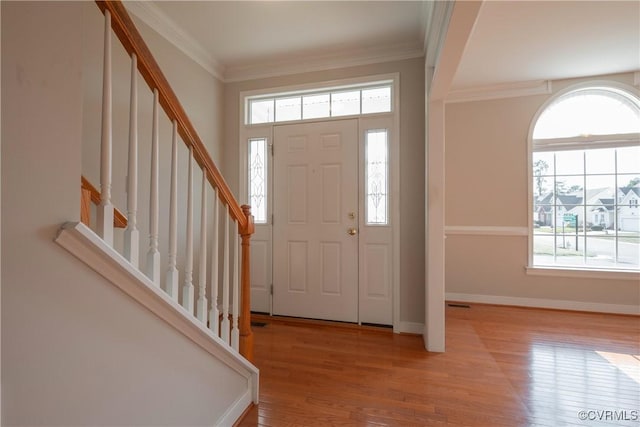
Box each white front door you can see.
[273,119,359,322]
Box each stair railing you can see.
[92,0,254,362]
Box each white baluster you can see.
[209,189,220,335]
[166,121,179,300]
[124,53,139,267]
[231,228,240,351]
[146,88,160,285]
[182,146,195,314]
[221,209,230,344]
[196,170,208,323]
[97,10,114,246]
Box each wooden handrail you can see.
[94,1,254,363]
[81,176,128,228]
[95,1,247,230]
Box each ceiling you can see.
[453,1,640,90]
[152,1,426,68]
[129,1,640,91]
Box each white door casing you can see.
[272,120,359,322]
[238,73,399,329]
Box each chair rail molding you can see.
[445,225,529,236]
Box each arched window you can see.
[530,84,640,272]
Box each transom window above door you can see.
[245,82,393,125]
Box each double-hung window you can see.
[530,84,640,271]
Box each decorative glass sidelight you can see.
[366,129,389,225]
[249,138,268,223]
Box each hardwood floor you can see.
[238,304,640,426]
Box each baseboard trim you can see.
[396,321,424,335]
[219,389,253,427]
[445,292,639,315]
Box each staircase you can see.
[53,0,258,424]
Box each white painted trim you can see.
[527,80,640,145]
[425,1,483,353]
[533,133,640,151]
[425,1,454,69]
[391,77,401,335]
[240,74,399,107]
[0,3,3,419]
[446,293,640,316]
[420,1,434,55]
[526,80,640,268]
[425,99,446,353]
[215,388,254,427]
[429,1,482,101]
[525,266,640,281]
[123,1,225,80]
[55,222,259,406]
[396,322,425,335]
[446,80,551,104]
[225,42,423,83]
[445,225,528,236]
[239,74,401,332]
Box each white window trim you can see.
[238,73,401,330]
[243,74,397,127]
[525,266,640,281]
[527,81,640,277]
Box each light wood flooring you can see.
[238,304,640,426]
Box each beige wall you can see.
[2,2,247,424]
[444,72,640,309]
[224,57,426,324]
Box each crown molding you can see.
[122,1,424,83]
[420,1,434,54]
[445,80,552,104]
[224,41,424,83]
[123,1,225,81]
[425,0,454,68]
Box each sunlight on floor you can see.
[596,351,640,384]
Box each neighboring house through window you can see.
[530,83,640,271]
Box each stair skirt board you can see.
[55,221,259,424]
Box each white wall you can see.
[224,57,426,325]
[444,72,640,312]
[1,2,247,424]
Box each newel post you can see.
[239,204,255,362]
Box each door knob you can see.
[347,228,358,236]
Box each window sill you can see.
[526,266,640,281]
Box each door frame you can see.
[238,73,401,331]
